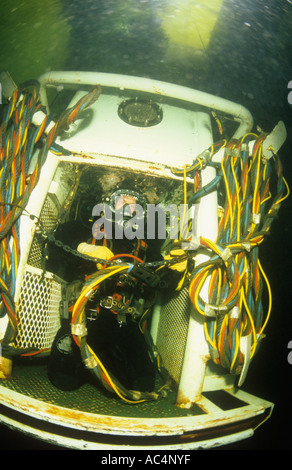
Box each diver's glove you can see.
[77,242,114,269]
[164,248,188,272]
[0,356,12,379]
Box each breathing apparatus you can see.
[109,188,147,236]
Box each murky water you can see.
[1,0,291,125]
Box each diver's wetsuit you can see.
[47,219,165,392]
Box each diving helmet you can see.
[109,189,147,236]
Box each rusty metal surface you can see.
[58,153,176,180]
[0,380,273,439]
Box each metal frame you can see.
[38,71,253,139]
[0,383,273,449]
[0,72,274,449]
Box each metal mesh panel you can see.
[1,364,203,418]
[14,266,62,350]
[156,287,190,384]
[27,195,59,268]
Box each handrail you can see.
[38,71,253,138]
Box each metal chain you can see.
[36,222,184,269]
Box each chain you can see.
[37,224,115,265]
[36,222,184,269]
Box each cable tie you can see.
[217,304,228,314]
[205,303,228,317]
[252,213,261,225]
[257,332,266,341]
[210,348,219,361]
[229,306,240,319]
[204,304,217,317]
[270,203,280,213]
[241,242,251,252]
[182,235,200,251]
[218,205,224,218]
[241,143,248,153]
[220,247,233,262]
[189,235,200,250]
[84,355,98,369]
[71,323,88,337]
[231,148,240,158]
[85,288,94,299]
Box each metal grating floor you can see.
[1,363,204,419]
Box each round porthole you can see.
[118,98,163,127]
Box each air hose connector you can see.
[198,148,212,168]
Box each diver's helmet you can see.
[109,188,147,232]
[91,188,149,243]
[100,189,147,240]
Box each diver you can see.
[48,188,169,393]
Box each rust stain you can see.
[176,390,202,410]
[148,165,163,171]
[152,85,164,96]
[0,388,179,435]
[71,152,94,160]
[0,381,270,437]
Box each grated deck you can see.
[1,363,204,419]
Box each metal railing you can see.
[39,71,253,138]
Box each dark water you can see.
[0,0,292,451]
